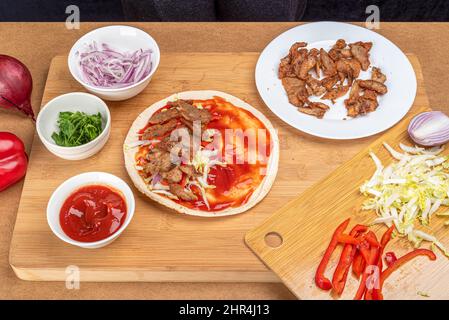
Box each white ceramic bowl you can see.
[36,92,111,160]
[47,172,135,249]
[68,25,160,101]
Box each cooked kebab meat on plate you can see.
[279,39,388,119]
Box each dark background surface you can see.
[0,0,448,22]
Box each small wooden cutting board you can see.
[245,77,449,298]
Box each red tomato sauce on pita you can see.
[135,96,271,212]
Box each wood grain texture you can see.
[10,52,425,283]
[245,57,449,299]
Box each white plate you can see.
[255,21,417,139]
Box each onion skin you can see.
[0,55,35,121]
[408,111,449,147]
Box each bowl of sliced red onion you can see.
[68,25,160,101]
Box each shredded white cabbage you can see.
[360,142,449,257]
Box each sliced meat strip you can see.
[363,89,378,101]
[289,42,308,60]
[142,119,178,140]
[360,97,379,113]
[309,102,330,110]
[176,100,211,124]
[297,50,318,80]
[340,49,352,58]
[371,67,387,83]
[306,75,326,96]
[347,59,361,79]
[298,102,329,119]
[144,148,174,175]
[319,48,337,76]
[321,75,339,91]
[348,79,361,100]
[282,77,309,107]
[169,184,198,201]
[149,108,180,124]
[350,42,370,71]
[358,80,388,94]
[321,85,349,101]
[278,55,295,79]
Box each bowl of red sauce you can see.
[47,172,135,249]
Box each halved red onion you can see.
[77,42,152,88]
[408,111,449,146]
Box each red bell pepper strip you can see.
[336,234,361,245]
[355,244,379,300]
[315,218,350,291]
[377,226,395,272]
[384,251,397,267]
[368,226,395,300]
[332,224,367,295]
[379,249,436,291]
[380,225,395,247]
[0,132,27,191]
[352,251,365,278]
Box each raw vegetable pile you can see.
[78,42,152,88]
[51,111,103,147]
[360,142,449,256]
[315,219,436,300]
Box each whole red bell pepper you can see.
[0,132,28,191]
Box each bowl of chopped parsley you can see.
[37,92,111,160]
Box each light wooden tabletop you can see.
[1,22,449,299]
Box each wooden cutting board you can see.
[245,70,448,298]
[10,53,427,282]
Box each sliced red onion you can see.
[77,41,152,88]
[408,111,449,146]
[151,173,162,186]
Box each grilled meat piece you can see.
[348,80,361,100]
[345,96,379,117]
[144,148,174,174]
[321,85,349,101]
[350,42,371,71]
[306,75,326,96]
[363,89,378,101]
[282,77,309,107]
[340,49,352,58]
[321,75,339,91]
[347,59,361,79]
[288,42,308,60]
[162,167,183,183]
[371,67,387,83]
[278,54,296,79]
[358,80,388,94]
[298,102,329,119]
[176,100,211,124]
[142,119,178,140]
[169,184,198,201]
[149,108,180,124]
[334,39,347,49]
[319,48,337,76]
[297,50,318,79]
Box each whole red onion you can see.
[0,54,35,120]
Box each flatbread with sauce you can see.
[123,91,279,217]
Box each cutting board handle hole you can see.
[264,232,283,248]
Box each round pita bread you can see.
[123,90,279,217]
